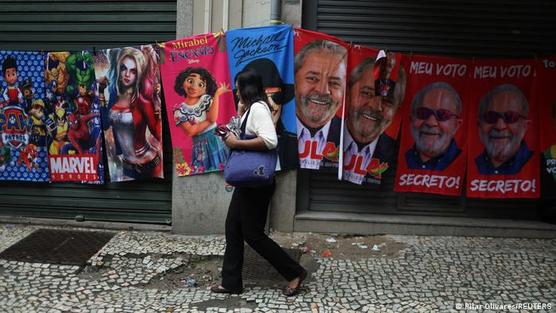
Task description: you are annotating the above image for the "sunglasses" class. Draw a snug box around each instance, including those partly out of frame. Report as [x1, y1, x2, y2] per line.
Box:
[414, 107, 458, 122]
[482, 111, 526, 124]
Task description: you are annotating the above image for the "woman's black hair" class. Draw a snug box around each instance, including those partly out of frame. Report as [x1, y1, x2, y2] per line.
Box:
[234, 67, 270, 108]
[174, 67, 218, 97]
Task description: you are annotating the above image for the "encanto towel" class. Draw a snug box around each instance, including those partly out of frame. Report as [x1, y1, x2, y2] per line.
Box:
[294, 28, 348, 176]
[466, 59, 539, 199]
[45, 51, 104, 183]
[160, 33, 235, 177]
[0, 51, 50, 182]
[94, 45, 164, 182]
[394, 54, 470, 196]
[226, 24, 297, 171]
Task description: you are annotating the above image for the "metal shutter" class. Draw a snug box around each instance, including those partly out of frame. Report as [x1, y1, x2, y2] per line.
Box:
[300, 0, 555, 218]
[0, 0, 176, 224]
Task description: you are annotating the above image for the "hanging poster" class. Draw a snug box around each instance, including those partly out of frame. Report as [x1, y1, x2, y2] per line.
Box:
[160, 33, 235, 176]
[378, 50, 405, 141]
[94, 45, 164, 182]
[538, 56, 556, 196]
[466, 59, 539, 198]
[0, 51, 50, 182]
[45, 51, 104, 183]
[342, 46, 407, 185]
[394, 54, 469, 196]
[294, 28, 348, 174]
[226, 24, 297, 171]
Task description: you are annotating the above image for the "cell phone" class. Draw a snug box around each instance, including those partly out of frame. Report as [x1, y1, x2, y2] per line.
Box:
[214, 125, 229, 137]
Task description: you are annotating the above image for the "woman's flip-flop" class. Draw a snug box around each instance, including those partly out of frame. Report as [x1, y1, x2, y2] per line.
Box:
[282, 269, 308, 297]
[210, 285, 243, 294]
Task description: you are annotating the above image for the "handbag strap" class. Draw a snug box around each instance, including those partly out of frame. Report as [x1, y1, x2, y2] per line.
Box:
[239, 105, 252, 140]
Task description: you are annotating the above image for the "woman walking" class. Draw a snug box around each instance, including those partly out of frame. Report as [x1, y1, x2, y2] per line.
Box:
[211, 68, 307, 296]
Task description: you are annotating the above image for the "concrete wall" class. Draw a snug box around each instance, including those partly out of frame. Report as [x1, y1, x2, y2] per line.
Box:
[282, 0, 302, 27]
[176, 0, 193, 38]
[266, 2, 302, 232]
[243, 0, 271, 27]
[173, 0, 232, 234]
[190, 0, 301, 34]
[173, 0, 302, 234]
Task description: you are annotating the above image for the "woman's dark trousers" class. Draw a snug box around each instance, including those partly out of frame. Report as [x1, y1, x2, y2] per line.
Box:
[221, 182, 304, 291]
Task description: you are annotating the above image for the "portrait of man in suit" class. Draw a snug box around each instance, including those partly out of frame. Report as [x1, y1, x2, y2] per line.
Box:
[343, 55, 406, 184]
[295, 39, 347, 169]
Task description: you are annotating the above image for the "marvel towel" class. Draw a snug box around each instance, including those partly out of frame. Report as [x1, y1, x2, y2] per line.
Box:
[226, 25, 297, 171]
[394, 55, 470, 196]
[0, 51, 49, 182]
[466, 59, 539, 198]
[45, 51, 104, 183]
[160, 33, 235, 176]
[342, 46, 407, 186]
[94, 46, 164, 182]
[294, 28, 348, 175]
[538, 57, 556, 197]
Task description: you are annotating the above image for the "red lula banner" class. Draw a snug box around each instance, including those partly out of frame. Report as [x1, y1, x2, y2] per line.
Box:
[538, 56, 556, 195]
[466, 59, 539, 198]
[341, 45, 380, 184]
[294, 28, 348, 175]
[394, 54, 470, 196]
[341, 45, 406, 185]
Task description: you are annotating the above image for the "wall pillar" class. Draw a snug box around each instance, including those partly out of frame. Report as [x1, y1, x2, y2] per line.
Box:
[171, 0, 302, 234]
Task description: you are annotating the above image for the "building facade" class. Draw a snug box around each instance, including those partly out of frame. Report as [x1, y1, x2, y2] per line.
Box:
[1, 0, 555, 237]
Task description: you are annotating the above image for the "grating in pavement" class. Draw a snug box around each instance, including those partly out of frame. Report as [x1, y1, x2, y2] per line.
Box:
[242, 245, 302, 287]
[0, 228, 115, 265]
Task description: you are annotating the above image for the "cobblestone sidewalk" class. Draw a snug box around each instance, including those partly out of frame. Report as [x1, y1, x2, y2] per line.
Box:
[0, 223, 554, 313]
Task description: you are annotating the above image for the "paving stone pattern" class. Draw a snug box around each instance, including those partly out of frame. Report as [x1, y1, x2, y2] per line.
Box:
[0, 224, 554, 312]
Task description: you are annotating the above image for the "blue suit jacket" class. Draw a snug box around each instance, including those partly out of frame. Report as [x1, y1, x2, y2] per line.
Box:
[405, 139, 461, 171]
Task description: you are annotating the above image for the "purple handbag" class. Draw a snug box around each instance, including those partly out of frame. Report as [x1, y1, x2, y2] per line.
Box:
[223, 107, 277, 187]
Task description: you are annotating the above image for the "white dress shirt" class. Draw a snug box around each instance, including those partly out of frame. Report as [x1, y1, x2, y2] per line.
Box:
[296, 118, 332, 170]
[342, 126, 379, 185]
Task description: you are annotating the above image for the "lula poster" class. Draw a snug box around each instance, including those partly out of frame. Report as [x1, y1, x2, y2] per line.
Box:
[538, 56, 556, 196]
[0, 51, 50, 182]
[160, 33, 235, 177]
[394, 54, 469, 196]
[45, 51, 104, 183]
[226, 24, 297, 171]
[294, 28, 348, 175]
[94, 45, 164, 182]
[466, 59, 539, 198]
[342, 46, 407, 186]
